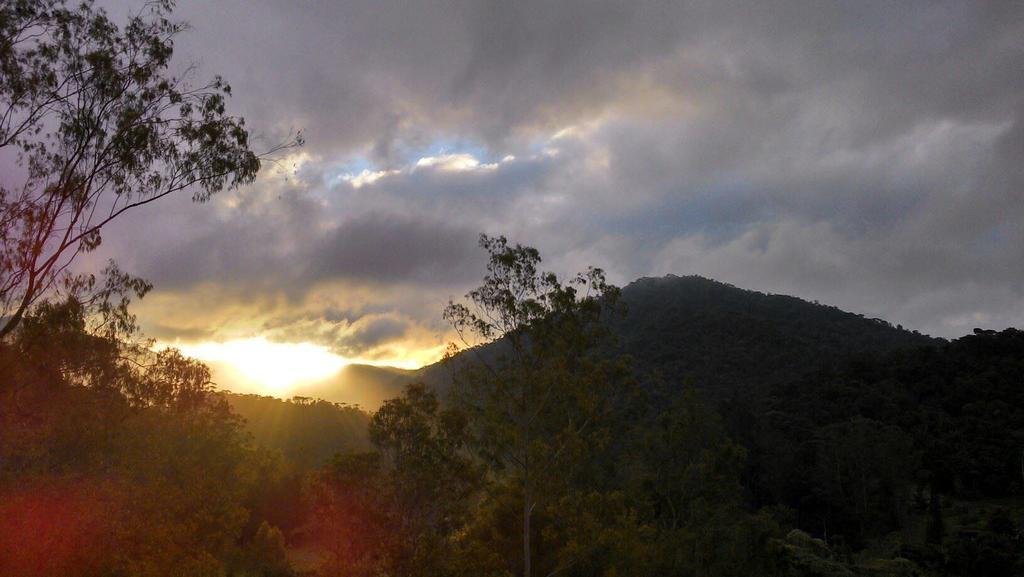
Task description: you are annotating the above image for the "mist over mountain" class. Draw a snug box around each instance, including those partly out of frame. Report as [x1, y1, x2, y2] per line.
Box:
[289, 364, 416, 412]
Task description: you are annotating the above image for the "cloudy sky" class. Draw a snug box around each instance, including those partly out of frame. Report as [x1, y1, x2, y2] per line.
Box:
[92, 0, 1023, 385]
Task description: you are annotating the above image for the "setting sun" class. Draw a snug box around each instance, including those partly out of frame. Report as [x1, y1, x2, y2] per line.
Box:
[174, 338, 349, 395]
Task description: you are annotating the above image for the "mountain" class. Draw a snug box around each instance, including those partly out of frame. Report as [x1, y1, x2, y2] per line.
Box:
[607, 275, 938, 400]
[225, 392, 372, 468]
[289, 275, 938, 410]
[290, 363, 417, 411]
[416, 274, 938, 403]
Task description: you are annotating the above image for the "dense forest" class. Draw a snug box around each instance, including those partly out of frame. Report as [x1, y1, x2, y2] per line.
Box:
[2, 2, 1022, 576]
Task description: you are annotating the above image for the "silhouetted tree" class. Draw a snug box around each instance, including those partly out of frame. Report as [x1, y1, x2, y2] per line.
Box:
[0, 291, 262, 576]
[443, 234, 626, 577]
[371, 383, 482, 576]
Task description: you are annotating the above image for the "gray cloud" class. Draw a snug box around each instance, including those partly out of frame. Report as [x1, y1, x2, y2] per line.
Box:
[255, 309, 416, 358]
[311, 213, 483, 286]
[120, 188, 482, 294]
[85, 0, 1024, 348]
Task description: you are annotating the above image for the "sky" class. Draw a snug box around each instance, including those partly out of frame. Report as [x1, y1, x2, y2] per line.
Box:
[89, 0, 1024, 390]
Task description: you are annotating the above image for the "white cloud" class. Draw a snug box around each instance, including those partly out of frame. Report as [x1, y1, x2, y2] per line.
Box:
[340, 168, 400, 188]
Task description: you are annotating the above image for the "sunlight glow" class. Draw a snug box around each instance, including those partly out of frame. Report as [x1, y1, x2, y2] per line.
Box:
[415, 153, 497, 171]
[174, 338, 348, 395]
[340, 167, 399, 188]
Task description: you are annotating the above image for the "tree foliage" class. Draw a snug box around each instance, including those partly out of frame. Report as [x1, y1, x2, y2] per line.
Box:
[305, 383, 482, 577]
[0, 291, 271, 576]
[443, 234, 629, 577]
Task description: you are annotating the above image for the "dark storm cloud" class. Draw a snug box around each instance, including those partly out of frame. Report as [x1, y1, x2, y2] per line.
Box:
[133, 194, 482, 293]
[146, 1, 1023, 156]
[345, 315, 409, 349]
[311, 213, 481, 285]
[164, 0, 696, 155]
[255, 308, 416, 358]
[92, 0, 1024, 345]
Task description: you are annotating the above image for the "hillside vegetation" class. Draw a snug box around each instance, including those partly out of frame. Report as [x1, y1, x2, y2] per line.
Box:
[226, 394, 371, 468]
[613, 275, 936, 396]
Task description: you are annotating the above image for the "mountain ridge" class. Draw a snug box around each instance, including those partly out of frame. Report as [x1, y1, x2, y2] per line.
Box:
[608, 274, 938, 400]
[305, 274, 939, 408]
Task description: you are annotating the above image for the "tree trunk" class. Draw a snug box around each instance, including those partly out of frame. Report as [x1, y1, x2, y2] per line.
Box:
[0, 285, 33, 341]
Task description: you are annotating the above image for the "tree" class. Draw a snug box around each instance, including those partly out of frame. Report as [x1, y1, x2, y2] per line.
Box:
[302, 384, 481, 577]
[306, 452, 390, 577]
[0, 289, 263, 577]
[369, 383, 482, 576]
[443, 234, 626, 577]
[0, 0, 300, 339]
[623, 386, 778, 577]
[810, 417, 917, 547]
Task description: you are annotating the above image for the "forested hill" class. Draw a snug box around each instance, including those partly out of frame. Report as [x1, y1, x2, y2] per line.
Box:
[291, 364, 416, 411]
[734, 327, 1024, 572]
[610, 275, 938, 398]
[225, 393, 371, 468]
[418, 274, 938, 401]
